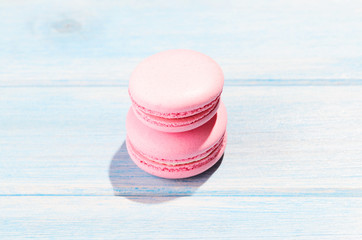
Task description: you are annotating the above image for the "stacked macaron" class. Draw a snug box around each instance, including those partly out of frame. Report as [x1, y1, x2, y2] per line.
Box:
[126, 49, 227, 179]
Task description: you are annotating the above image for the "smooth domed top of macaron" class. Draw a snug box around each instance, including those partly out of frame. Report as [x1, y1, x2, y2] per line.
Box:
[126, 102, 227, 161]
[129, 49, 224, 114]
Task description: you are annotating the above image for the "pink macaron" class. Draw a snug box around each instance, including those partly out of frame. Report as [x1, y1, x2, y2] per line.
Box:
[129, 49, 224, 132]
[126, 102, 227, 179]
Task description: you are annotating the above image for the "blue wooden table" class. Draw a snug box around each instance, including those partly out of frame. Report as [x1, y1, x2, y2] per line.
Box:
[1, 1, 362, 239]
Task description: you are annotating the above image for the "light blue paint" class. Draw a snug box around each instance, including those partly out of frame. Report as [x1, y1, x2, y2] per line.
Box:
[2, 1, 362, 239]
[1, 0, 362, 84]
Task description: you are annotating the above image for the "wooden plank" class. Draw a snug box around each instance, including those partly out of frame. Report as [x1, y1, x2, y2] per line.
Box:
[1, 196, 361, 239]
[1, 85, 361, 197]
[1, 0, 362, 86]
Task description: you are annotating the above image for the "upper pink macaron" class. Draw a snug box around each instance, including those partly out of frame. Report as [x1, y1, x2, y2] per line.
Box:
[128, 49, 224, 132]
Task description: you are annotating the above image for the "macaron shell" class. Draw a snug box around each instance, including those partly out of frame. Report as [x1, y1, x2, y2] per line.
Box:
[126, 101, 227, 161]
[129, 49, 224, 114]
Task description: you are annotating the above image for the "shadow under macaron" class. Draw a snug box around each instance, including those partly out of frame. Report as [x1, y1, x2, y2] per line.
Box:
[109, 140, 223, 204]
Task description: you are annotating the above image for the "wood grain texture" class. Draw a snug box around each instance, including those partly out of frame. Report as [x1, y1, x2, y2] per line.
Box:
[2, 86, 362, 195]
[1, 196, 362, 239]
[1, 0, 362, 86]
[2, 0, 362, 239]
[1, 85, 362, 238]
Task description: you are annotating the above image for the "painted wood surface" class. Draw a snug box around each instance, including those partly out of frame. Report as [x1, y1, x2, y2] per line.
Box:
[2, 196, 362, 239]
[1, 0, 362, 239]
[1, 0, 362, 86]
[1, 85, 362, 239]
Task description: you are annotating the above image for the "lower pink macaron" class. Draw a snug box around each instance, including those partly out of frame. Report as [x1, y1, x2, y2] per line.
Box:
[126, 101, 227, 179]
